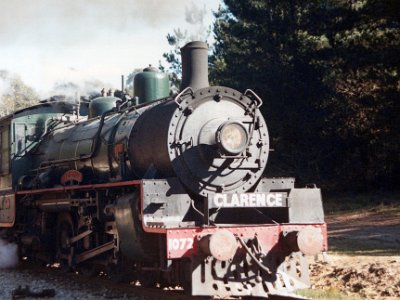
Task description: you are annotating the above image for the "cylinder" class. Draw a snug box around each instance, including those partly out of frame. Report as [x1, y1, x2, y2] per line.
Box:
[180, 41, 209, 91]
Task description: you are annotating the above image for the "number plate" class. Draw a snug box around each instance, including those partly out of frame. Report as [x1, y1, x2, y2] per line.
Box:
[167, 238, 194, 252]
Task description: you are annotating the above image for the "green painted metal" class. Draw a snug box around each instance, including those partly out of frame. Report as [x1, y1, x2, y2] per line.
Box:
[10, 102, 81, 188]
[134, 67, 169, 104]
[89, 96, 118, 118]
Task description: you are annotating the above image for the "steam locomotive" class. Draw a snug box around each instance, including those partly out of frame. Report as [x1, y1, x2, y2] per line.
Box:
[0, 41, 327, 299]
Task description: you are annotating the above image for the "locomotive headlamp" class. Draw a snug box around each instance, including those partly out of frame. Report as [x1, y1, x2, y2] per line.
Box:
[217, 122, 248, 155]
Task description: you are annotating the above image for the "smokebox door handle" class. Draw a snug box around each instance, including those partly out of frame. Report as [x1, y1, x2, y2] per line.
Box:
[174, 87, 194, 109]
[244, 89, 263, 108]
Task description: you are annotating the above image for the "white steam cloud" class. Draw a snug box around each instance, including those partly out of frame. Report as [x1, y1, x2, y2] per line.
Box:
[0, 239, 18, 269]
[0, 0, 209, 46]
[48, 79, 107, 100]
[185, 3, 210, 41]
[0, 0, 219, 95]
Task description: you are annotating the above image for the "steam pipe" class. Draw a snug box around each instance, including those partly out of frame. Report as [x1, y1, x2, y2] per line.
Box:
[180, 41, 209, 92]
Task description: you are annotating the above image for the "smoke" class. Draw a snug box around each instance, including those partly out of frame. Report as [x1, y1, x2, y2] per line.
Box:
[184, 3, 210, 42]
[0, 239, 18, 269]
[0, 1, 219, 96]
[185, 3, 207, 25]
[0, 0, 207, 46]
[48, 79, 108, 101]
[1, 69, 110, 106]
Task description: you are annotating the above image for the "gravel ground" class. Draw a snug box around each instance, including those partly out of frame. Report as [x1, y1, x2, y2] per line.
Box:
[307, 206, 400, 299]
[0, 262, 142, 300]
[310, 255, 400, 299]
[0, 261, 200, 300]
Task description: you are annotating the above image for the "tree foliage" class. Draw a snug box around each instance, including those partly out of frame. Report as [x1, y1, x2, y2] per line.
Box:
[0, 71, 40, 117]
[210, 0, 400, 191]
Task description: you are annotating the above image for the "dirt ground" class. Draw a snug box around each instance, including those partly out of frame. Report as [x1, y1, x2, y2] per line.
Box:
[308, 207, 400, 299]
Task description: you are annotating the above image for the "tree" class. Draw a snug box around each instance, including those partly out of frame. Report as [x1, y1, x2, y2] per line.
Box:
[0, 71, 40, 116]
[210, 0, 400, 190]
[211, 1, 329, 183]
[315, 0, 400, 189]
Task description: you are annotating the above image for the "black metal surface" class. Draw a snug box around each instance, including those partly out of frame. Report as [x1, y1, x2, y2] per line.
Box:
[129, 86, 269, 195]
[255, 178, 295, 191]
[169, 87, 269, 195]
[114, 193, 148, 260]
[141, 178, 193, 229]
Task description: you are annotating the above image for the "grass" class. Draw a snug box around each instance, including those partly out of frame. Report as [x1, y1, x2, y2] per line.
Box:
[297, 288, 363, 300]
[322, 191, 400, 214]
[323, 192, 400, 256]
[328, 242, 400, 256]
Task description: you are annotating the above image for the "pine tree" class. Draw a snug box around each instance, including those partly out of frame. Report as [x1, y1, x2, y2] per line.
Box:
[210, 0, 400, 190]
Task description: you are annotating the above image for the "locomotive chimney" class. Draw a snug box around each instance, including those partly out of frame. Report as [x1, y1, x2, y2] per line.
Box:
[180, 41, 209, 91]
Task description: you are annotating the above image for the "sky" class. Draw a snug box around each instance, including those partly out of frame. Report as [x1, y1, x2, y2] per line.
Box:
[0, 0, 221, 98]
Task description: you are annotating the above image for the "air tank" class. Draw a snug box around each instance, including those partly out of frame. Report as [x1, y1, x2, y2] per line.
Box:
[134, 66, 169, 104]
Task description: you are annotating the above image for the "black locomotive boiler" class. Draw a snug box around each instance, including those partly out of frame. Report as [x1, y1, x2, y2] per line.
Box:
[0, 41, 327, 299]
